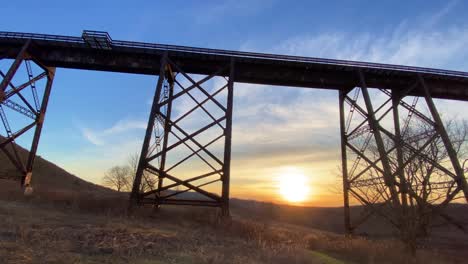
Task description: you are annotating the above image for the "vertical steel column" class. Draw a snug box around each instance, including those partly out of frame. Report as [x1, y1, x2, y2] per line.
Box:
[358, 70, 400, 207]
[23, 68, 55, 188]
[339, 89, 352, 235]
[157, 71, 174, 202]
[419, 75, 468, 201]
[391, 91, 408, 206]
[391, 90, 409, 237]
[131, 53, 168, 204]
[221, 59, 235, 217]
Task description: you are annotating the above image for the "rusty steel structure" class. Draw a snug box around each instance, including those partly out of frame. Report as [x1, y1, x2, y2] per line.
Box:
[0, 39, 55, 188]
[340, 74, 468, 234]
[129, 54, 235, 215]
[1, 31, 468, 223]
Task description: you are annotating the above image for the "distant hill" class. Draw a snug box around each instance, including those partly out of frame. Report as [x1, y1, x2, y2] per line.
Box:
[231, 198, 468, 237]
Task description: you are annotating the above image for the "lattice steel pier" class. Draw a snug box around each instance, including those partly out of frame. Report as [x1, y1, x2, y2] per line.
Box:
[130, 54, 235, 216]
[339, 71, 468, 234]
[0, 39, 55, 190]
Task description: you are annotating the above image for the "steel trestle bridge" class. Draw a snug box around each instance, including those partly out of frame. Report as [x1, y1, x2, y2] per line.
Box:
[0, 30, 467, 233]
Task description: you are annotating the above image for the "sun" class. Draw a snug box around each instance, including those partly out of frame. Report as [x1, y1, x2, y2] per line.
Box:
[277, 168, 310, 203]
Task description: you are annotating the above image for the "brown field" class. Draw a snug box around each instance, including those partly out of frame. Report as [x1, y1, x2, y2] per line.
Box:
[0, 181, 467, 264]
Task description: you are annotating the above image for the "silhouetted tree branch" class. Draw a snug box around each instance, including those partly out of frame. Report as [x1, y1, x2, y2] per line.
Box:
[102, 165, 131, 192]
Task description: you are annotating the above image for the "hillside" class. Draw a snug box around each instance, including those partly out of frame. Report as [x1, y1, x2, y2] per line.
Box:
[0, 136, 113, 194]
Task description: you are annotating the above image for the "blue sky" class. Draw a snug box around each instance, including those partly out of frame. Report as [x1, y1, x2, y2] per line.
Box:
[2, 1, 468, 205]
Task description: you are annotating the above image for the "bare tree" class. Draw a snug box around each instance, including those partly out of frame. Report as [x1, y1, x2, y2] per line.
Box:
[102, 165, 131, 192]
[348, 118, 468, 252]
[401, 120, 468, 245]
[127, 152, 156, 193]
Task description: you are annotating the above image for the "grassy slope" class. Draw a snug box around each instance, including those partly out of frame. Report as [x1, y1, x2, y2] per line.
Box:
[0, 136, 112, 194]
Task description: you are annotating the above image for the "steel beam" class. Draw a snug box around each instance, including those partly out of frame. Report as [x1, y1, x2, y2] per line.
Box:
[358, 70, 401, 208]
[23, 68, 55, 187]
[339, 89, 352, 235]
[419, 74, 468, 202]
[166, 132, 222, 174]
[146, 164, 221, 201]
[130, 53, 168, 205]
[0, 40, 30, 93]
[147, 115, 226, 162]
[222, 59, 235, 217]
[156, 66, 175, 203]
[391, 90, 410, 239]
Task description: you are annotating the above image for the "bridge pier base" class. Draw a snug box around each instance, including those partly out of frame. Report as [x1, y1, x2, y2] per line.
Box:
[0, 40, 55, 189]
[130, 53, 235, 215]
[339, 71, 468, 234]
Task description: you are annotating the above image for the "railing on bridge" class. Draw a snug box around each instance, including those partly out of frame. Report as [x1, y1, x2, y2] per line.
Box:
[82, 30, 113, 50]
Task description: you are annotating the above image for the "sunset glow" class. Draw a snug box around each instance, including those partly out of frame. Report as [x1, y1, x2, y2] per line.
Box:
[278, 168, 310, 203]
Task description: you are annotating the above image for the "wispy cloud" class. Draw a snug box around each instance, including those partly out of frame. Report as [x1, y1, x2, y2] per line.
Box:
[80, 119, 147, 146]
[81, 127, 105, 146]
[426, 0, 459, 28]
[243, 26, 468, 71]
[236, 1, 466, 71]
[101, 120, 147, 135]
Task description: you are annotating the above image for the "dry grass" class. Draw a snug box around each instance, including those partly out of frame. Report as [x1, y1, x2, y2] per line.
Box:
[305, 233, 460, 264]
[0, 186, 464, 264]
[0, 189, 310, 264]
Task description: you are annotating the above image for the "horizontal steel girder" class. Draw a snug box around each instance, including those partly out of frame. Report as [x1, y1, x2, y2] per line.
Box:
[1, 32, 468, 100]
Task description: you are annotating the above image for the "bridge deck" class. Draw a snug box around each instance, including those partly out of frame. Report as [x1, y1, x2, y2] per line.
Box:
[1, 31, 468, 100]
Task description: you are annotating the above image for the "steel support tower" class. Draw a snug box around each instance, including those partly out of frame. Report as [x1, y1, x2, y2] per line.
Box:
[340, 71, 468, 234]
[129, 54, 235, 216]
[0, 40, 55, 190]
